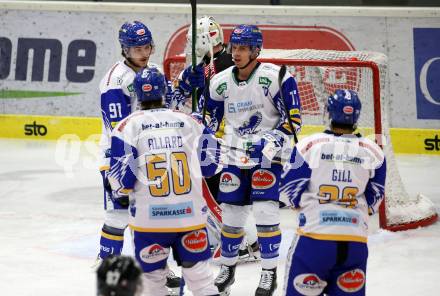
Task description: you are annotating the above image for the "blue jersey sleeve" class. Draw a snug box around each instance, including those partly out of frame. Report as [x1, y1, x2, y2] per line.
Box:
[109, 134, 138, 197]
[279, 147, 311, 208]
[204, 93, 224, 133]
[272, 76, 302, 136]
[365, 158, 387, 215]
[166, 81, 188, 110]
[101, 89, 132, 132]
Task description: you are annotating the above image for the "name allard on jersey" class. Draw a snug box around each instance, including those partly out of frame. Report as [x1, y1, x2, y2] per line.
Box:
[147, 136, 183, 150]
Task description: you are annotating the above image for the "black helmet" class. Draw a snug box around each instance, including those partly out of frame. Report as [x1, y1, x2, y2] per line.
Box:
[97, 256, 142, 296]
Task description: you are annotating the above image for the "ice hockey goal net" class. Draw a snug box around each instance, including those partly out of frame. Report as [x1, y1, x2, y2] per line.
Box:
[163, 49, 438, 231]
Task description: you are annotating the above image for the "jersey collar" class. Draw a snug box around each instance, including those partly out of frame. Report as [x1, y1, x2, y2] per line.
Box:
[324, 129, 362, 138]
[232, 62, 261, 86]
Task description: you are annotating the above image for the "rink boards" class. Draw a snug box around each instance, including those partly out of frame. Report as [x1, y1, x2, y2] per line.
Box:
[0, 114, 438, 155]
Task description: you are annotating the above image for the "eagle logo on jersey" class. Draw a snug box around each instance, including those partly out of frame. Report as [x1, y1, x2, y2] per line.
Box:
[234, 111, 263, 136]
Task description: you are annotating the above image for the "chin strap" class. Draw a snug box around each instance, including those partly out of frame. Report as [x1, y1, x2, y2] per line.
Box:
[237, 49, 260, 70]
[237, 58, 255, 70]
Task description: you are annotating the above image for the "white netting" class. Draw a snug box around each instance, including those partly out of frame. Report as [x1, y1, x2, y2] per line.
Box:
[164, 48, 438, 231]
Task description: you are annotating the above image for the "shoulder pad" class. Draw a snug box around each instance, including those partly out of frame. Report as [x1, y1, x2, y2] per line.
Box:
[296, 133, 330, 156]
[359, 137, 385, 163]
[100, 61, 135, 92]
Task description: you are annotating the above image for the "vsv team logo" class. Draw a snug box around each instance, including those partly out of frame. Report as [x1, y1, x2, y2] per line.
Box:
[414, 28, 440, 119]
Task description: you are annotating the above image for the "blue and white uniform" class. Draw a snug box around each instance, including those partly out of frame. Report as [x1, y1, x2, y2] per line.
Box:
[98, 60, 160, 258]
[206, 62, 302, 271]
[281, 131, 386, 296]
[208, 62, 301, 204]
[108, 108, 221, 295]
[99, 61, 160, 173]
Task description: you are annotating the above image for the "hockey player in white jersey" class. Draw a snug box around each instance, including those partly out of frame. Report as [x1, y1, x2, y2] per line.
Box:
[204, 24, 302, 296]
[108, 68, 222, 296]
[98, 20, 157, 260]
[97, 21, 181, 290]
[174, 16, 261, 263]
[281, 90, 387, 296]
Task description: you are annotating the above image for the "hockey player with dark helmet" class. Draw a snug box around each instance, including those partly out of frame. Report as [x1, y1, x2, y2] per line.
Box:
[133, 67, 168, 110]
[97, 255, 143, 296]
[177, 17, 262, 266]
[327, 89, 362, 132]
[282, 89, 385, 296]
[97, 21, 180, 294]
[118, 21, 155, 71]
[109, 67, 222, 295]
[227, 24, 263, 70]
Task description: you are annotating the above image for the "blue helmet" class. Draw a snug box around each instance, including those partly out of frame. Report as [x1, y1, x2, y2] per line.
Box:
[229, 24, 263, 49]
[133, 68, 167, 103]
[118, 21, 153, 48]
[327, 89, 362, 125]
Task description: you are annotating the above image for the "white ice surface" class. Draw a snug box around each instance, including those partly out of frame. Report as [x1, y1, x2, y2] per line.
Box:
[0, 139, 439, 296]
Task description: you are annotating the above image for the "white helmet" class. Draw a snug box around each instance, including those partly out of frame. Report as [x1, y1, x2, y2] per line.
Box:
[187, 16, 224, 59]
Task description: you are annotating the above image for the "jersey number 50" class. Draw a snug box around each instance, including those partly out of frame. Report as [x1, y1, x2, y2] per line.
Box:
[146, 152, 191, 197]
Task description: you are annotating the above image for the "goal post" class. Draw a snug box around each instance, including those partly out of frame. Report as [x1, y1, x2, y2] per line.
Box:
[163, 49, 438, 231]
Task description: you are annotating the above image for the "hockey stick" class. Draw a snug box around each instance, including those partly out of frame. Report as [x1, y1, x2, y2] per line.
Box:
[187, 0, 222, 261]
[278, 65, 298, 144]
[179, 278, 185, 296]
[190, 0, 197, 112]
[201, 39, 214, 125]
[202, 179, 223, 259]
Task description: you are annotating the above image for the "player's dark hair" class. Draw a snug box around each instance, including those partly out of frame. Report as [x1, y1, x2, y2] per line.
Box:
[330, 121, 356, 133]
[140, 100, 163, 110]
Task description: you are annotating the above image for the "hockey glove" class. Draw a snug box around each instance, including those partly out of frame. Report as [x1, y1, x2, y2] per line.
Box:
[102, 169, 129, 208]
[181, 64, 205, 92]
[190, 112, 204, 123]
[111, 192, 129, 208]
[165, 87, 187, 110]
[250, 131, 285, 165]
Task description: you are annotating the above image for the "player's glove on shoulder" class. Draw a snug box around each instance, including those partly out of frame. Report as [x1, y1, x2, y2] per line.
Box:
[250, 130, 285, 165]
[180, 64, 205, 93]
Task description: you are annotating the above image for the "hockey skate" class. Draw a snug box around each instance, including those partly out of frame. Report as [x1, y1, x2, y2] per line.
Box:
[238, 241, 260, 264]
[165, 270, 182, 295]
[255, 268, 277, 296]
[215, 264, 236, 296]
[91, 254, 103, 270]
